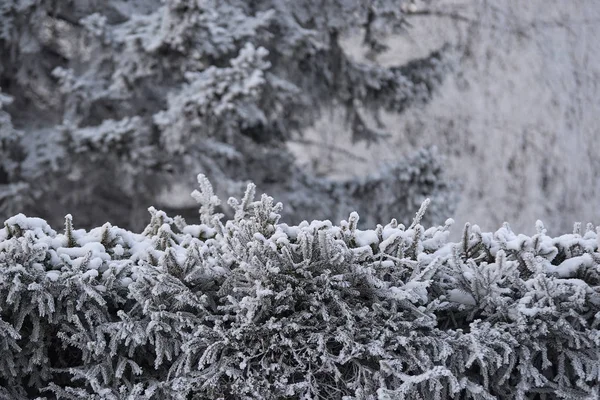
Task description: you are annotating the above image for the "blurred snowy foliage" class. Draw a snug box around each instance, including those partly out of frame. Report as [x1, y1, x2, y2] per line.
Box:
[0, 177, 599, 399]
[0, 0, 453, 231]
[316, 0, 600, 236]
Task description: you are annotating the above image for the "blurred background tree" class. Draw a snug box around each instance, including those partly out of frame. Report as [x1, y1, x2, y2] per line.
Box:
[0, 0, 456, 230]
[4, 0, 598, 235]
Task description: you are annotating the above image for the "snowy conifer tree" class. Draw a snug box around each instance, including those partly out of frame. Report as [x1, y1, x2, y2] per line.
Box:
[0, 176, 598, 399]
[0, 0, 454, 230]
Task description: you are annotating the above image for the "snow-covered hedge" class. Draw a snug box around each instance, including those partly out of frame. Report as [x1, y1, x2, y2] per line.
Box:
[0, 175, 599, 400]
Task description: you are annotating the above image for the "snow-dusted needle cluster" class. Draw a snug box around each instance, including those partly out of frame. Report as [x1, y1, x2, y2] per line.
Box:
[0, 175, 599, 399]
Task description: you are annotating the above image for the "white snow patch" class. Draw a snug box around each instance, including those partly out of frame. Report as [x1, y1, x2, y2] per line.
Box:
[447, 289, 476, 306]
